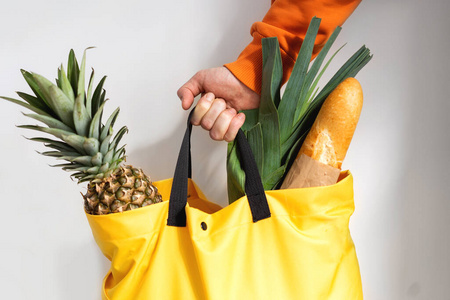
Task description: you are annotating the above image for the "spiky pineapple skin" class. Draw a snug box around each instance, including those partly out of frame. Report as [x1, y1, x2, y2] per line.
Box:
[84, 165, 162, 215]
[1, 49, 165, 215]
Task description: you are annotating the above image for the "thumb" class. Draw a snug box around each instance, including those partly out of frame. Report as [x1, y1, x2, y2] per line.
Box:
[177, 72, 204, 110]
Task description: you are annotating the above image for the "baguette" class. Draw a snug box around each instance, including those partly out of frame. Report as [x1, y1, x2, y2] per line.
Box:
[297, 77, 363, 169]
[280, 77, 363, 189]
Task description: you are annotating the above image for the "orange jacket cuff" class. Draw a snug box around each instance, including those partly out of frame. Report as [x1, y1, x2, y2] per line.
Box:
[224, 32, 296, 97]
[224, 0, 361, 96]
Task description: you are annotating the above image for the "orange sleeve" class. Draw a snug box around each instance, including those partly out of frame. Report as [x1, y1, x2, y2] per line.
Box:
[224, 0, 362, 95]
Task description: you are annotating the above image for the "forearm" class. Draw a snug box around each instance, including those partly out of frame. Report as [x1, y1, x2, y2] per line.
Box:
[224, 0, 362, 95]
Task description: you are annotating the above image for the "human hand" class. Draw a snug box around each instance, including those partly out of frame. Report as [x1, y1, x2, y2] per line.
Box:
[177, 67, 260, 141]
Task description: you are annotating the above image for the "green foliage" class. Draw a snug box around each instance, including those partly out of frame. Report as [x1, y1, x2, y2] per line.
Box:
[226, 17, 373, 203]
[1, 49, 127, 183]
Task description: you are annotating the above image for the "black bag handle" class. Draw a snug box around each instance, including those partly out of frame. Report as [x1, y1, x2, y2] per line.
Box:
[167, 109, 271, 227]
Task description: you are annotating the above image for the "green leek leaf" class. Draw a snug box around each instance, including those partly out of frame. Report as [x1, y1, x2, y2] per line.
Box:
[263, 166, 285, 190]
[294, 27, 342, 121]
[246, 123, 264, 175]
[226, 142, 245, 203]
[278, 17, 320, 144]
[259, 37, 281, 180]
[227, 17, 372, 204]
[303, 44, 345, 110]
[240, 109, 259, 131]
[261, 37, 283, 109]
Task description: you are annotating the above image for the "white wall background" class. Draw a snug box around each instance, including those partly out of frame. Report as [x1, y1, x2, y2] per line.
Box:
[0, 1, 449, 299]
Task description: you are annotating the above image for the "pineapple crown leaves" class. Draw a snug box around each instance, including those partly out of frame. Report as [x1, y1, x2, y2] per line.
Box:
[1, 48, 128, 183]
[227, 17, 373, 203]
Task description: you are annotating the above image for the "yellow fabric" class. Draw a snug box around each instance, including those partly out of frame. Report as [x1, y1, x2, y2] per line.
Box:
[86, 171, 362, 300]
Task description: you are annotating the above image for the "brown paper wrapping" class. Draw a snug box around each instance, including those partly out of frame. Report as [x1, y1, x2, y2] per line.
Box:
[280, 154, 341, 189]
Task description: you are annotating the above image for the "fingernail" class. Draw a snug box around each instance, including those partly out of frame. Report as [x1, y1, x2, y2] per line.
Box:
[205, 93, 214, 102]
[227, 108, 237, 115]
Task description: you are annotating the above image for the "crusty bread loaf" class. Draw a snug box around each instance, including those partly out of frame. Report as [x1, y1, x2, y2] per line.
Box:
[297, 77, 363, 169]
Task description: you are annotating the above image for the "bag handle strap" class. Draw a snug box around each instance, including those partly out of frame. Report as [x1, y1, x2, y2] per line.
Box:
[167, 109, 271, 227]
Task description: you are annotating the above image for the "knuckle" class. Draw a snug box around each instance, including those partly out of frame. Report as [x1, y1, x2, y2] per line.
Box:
[224, 108, 236, 118]
[204, 92, 215, 102]
[223, 133, 233, 142]
[209, 130, 222, 141]
[194, 70, 206, 81]
[201, 119, 213, 130]
[224, 127, 237, 142]
[190, 117, 201, 126]
[197, 99, 211, 110]
[213, 98, 226, 109]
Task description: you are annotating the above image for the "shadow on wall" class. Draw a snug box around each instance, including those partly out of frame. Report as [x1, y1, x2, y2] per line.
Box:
[398, 1, 450, 299]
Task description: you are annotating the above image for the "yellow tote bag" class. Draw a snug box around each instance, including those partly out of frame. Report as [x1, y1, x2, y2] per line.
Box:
[86, 119, 363, 300]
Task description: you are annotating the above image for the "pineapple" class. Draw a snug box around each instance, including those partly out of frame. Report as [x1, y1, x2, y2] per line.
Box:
[1, 49, 162, 215]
